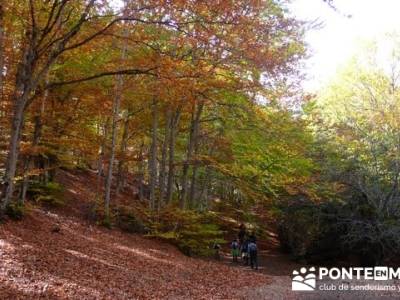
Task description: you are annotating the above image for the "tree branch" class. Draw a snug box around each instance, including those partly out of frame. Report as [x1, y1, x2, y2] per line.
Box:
[46, 67, 157, 89]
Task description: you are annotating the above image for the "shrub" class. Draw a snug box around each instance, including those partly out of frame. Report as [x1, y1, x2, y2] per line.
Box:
[29, 181, 64, 207]
[276, 194, 400, 265]
[115, 206, 149, 234]
[151, 208, 225, 257]
[276, 199, 345, 261]
[337, 195, 400, 265]
[100, 216, 112, 229]
[5, 203, 26, 220]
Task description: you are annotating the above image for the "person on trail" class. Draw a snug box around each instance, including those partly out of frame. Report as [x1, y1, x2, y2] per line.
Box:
[231, 239, 240, 262]
[241, 238, 250, 265]
[248, 240, 258, 270]
[238, 223, 246, 245]
[213, 241, 221, 260]
[249, 232, 257, 243]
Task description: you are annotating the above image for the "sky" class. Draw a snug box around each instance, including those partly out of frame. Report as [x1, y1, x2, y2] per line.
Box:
[289, 0, 400, 91]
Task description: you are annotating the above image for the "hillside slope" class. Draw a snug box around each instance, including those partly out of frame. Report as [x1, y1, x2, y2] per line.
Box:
[0, 170, 269, 299]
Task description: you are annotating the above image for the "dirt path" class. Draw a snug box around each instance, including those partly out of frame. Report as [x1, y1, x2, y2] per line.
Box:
[223, 245, 400, 299]
[220, 242, 302, 299]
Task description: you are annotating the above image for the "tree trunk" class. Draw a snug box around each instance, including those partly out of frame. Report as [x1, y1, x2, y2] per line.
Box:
[188, 107, 203, 208]
[20, 115, 42, 204]
[180, 102, 203, 209]
[116, 113, 129, 195]
[199, 170, 212, 211]
[166, 108, 181, 204]
[158, 109, 171, 208]
[96, 120, 108, 200]
[138, 141, 145, 201]
[148, 98, 158, 210]
[0, 4, 4, 105]
[198, 145, 215, 211]
[189, 165, 198, 209]
[1, 95, 27, 212]
[0, 36, 37, 213]
[20, 69, 50, 203]
[104, 85, 122, 220]
[104, 31, 127, 220]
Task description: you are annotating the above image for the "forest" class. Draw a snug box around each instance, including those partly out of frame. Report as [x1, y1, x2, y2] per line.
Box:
[1, 0, 400, 299]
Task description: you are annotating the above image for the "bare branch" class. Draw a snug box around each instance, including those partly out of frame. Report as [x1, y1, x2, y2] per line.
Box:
[46, 67, 157, 89]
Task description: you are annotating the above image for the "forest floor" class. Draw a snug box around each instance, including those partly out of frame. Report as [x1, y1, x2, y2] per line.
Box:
[1, 170, 400, 299]
[0, 206, 271, 299]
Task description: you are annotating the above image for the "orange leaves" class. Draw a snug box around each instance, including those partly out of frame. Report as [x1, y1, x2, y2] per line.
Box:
[0, 181, 269, 299]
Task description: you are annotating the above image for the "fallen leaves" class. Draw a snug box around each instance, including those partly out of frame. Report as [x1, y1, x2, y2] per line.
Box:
[0, 208, 268, 299]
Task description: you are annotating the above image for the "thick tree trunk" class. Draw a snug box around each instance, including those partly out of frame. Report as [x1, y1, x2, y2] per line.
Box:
[158, 109, 171, 208]
[148, 98, 158, 210]
[166, 108, 181, 204]
[0, 37, 37, 213]
[180, 102, 203, 209]
[1, 95, 27, 212]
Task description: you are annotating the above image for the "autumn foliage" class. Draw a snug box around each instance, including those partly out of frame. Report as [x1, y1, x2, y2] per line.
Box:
[0, 0, 308, 221]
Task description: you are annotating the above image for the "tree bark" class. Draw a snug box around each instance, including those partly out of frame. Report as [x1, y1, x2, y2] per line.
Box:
[0, 4, 4, 105]
[0, 41, 35, 212]
[104, 28, 128, 219]
[104, 85, 122, 219]
[116, 113, 129, 195]
[158, 109, 171, 208]
[180, 102, 203, 209]
[20, 70, 50, 203]
[20, 115, 42, 204]
[96, 120, 108, 200]
[1, 94, 27, 211]
[148, 98, 158, 210]
[188, 107, 203, 208]
[166, 108, 181, 204]
[189, 164, 199, 209]
[138, 141, 145, 201]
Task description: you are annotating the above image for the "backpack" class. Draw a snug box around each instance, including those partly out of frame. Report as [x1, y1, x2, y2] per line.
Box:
[232, 241, 238, 249]
[248, 242, 257, 252]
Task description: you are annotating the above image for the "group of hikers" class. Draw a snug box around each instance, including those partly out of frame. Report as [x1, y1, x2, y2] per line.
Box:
[212, 223, 259, 270]
[231, 224, 258, 270]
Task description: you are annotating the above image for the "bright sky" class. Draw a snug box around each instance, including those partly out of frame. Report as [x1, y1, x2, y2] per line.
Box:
[290, 0, 400, 91]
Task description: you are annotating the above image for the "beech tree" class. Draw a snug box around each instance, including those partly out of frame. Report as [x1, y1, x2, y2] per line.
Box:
[0, 0, 306, 219]
[0, 0, 154, 213]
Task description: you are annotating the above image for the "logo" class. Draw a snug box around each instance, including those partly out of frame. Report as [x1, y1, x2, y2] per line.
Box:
[374, 267, 388, 280]
[292, 267, 316, 291]
[291, 266, 400, 292]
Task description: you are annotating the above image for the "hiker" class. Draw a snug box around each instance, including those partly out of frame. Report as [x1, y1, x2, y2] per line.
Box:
[249, 231, 257, 243]
[238, 223, 246, 245]
[241, 238, 249, 265]
[248, 240, 258, 270]
[213, 241, 221, 260]
[231, 239, 240, 262]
